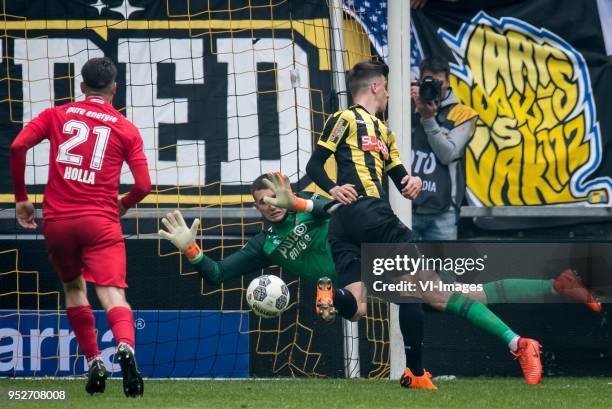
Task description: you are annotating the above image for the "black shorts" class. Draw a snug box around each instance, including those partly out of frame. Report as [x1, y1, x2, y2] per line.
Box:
[329, 197, 417, 287]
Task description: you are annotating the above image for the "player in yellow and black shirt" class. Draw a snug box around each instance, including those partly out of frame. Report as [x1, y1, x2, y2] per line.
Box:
[306, 61, 422, 291]
[307, 60, 546, 389]
[306, 60, 434, 388]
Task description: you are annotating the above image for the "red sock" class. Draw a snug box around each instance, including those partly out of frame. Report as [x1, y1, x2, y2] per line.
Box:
[106, 306, 135, 348]
[66, 305, 99, 363]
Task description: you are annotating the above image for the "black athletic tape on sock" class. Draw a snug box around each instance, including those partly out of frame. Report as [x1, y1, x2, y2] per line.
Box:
[333, 288, 358, 320]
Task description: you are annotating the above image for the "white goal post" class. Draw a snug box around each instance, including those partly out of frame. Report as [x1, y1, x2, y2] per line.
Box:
[330, 0, 361, 379]
[387, 0, 412, 381]
[329, 0, 411, 380]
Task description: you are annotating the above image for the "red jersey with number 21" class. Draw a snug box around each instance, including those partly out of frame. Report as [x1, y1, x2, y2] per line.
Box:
[23, 96, 147, 220]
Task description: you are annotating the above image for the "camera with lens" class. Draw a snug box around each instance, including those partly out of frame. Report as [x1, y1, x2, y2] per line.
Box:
[418, 76, 442, 103]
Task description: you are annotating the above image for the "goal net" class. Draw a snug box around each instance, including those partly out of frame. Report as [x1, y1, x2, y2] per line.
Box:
[0, 0, 391, 379]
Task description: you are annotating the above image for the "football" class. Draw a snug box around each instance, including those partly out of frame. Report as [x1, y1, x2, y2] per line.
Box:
[246, 275, 290, 318]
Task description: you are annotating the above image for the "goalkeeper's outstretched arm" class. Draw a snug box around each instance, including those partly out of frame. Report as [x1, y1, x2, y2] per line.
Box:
[159, 210, 271, 285]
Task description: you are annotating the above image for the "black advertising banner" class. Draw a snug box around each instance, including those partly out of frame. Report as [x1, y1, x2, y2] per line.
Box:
[412, 0, 612, 207]
[0, 0, 334, 206]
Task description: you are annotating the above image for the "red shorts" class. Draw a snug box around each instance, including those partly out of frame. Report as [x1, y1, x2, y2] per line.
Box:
[42, 216, 127, 288]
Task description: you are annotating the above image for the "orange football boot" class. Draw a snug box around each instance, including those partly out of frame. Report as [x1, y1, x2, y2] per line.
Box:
[511, 338, 542, 385]
[399, 368, 438, 390]
[315, 277, 337, 322]
[553, 269, 601, 313]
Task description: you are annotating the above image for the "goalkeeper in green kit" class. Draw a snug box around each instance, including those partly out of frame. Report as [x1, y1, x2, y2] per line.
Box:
[159, 172, 600, 386]
[158, 172, 358, 315]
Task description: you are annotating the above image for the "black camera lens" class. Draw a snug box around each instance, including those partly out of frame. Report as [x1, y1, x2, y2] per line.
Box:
[419, 76, 442, 103]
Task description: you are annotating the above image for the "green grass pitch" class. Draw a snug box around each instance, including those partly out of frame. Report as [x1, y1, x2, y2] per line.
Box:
[1, 378, 610, 409]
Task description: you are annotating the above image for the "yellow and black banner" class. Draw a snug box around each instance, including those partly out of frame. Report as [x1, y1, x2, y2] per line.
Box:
[412, 0, 612, 207]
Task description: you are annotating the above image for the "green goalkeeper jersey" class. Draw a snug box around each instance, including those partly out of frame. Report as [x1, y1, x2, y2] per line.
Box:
[192, 193, 337, 285]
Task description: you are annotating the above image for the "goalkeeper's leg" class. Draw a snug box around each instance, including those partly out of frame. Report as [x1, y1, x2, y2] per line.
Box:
[461, 270, 600, 313]
[419, 270, 542, 385]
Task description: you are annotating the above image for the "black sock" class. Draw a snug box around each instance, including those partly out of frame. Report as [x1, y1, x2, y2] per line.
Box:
[333, 288, 358, 320]
[399, 302, 425, 376]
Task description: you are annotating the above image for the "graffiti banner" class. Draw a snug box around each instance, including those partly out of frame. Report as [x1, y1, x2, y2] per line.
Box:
[412, 0, 612, 207]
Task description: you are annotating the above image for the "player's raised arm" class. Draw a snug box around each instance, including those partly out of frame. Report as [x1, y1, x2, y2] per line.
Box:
[159, 210, 270, 285]
[305, 144, 335, 194]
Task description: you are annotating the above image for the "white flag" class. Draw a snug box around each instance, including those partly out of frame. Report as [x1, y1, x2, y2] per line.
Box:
[598, 0, 612, 56]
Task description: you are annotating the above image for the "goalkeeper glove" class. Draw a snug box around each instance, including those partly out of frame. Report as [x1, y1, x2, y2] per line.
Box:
[159, 210, 202, 262]
[262, 172, 311, 212]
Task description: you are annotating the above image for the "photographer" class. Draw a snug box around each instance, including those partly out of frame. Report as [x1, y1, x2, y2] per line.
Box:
[410, 56, 478, 240]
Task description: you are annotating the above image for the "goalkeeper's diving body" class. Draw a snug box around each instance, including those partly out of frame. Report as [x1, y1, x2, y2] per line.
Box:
[159, 171, 600, 388]
[158, 173, 367, 312]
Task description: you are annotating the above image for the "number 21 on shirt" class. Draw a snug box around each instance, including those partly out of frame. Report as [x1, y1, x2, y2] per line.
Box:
[57, 119, 110, 185]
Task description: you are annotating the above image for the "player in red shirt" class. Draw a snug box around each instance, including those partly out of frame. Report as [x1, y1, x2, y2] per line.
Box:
[10, 57, 150, 397]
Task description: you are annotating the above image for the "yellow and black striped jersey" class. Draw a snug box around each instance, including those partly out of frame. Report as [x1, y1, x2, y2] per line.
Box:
[317, 105, 403, 199]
